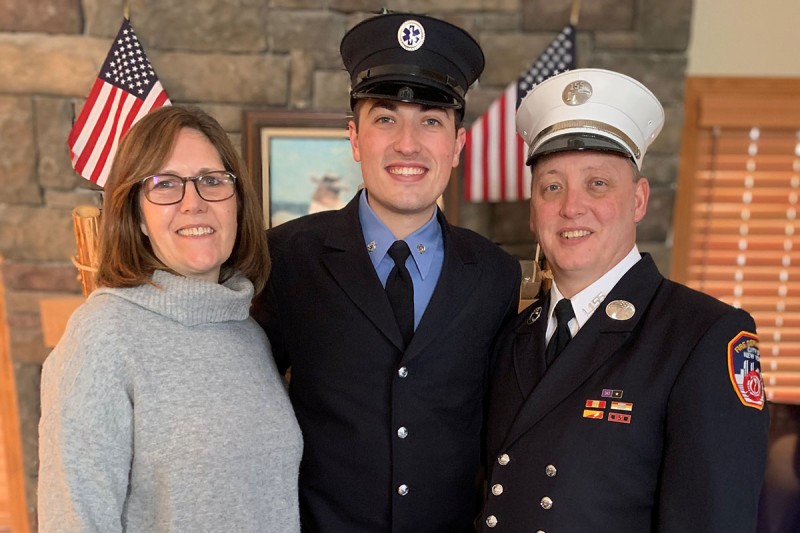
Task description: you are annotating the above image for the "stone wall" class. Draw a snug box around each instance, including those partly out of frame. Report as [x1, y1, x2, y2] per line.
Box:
[0, 0, 692, 527]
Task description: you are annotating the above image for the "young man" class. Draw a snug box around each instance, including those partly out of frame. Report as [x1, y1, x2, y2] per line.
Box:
[252, 13, 521, 532]
[481, 68, 769, 532]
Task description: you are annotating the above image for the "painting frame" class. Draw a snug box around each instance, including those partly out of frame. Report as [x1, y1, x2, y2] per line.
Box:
[242, 110, 353, 227]
[242, 109, 460, 228]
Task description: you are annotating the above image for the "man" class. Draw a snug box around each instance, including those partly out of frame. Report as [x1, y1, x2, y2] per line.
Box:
[252, 12, 521, 532]
[481, 68, 769, 532]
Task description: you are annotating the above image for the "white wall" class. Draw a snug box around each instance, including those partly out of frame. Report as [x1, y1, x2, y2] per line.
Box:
[688, 0, 800, 76]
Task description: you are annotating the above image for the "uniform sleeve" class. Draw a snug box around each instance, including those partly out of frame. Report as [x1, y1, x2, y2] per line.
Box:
[38, 312, 133, 533]
[251, 230, 290, 375]
[656, 308, 769, 532]
[488, 257, 522, 370]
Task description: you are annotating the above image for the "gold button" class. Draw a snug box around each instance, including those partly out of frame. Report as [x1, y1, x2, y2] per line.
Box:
[540, 496, 553, 509]
[498, 453, 510, 466]
[545, 464, 557, 477]
[486, 515, 498, 528]
[491, 483, 504, 496]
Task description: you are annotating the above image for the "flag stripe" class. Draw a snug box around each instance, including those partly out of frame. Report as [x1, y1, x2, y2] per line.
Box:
[74, 86, 120, 177]
[464, 25, 576, 203]
[69, 81, 114, 167]
[498, 95, 507, 201]
[68, 78, 105, 148]
[485, 100, 495, 201]
[463, 130, 474, 201]
[481, 113, 490, 201]
[91, 93, 137, 184]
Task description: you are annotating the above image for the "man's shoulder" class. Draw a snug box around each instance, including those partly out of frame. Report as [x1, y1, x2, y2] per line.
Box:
[660, 277, 740, 315]
[447, 224, 517, 265]
[647, 278, 756, 342]
[267, 209, 344, 247]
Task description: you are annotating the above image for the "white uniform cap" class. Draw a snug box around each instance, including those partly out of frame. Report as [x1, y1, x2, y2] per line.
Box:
[516, 68, 664, 170]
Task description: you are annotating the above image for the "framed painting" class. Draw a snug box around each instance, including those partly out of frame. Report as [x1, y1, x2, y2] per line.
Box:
[242, 110, 360, 228]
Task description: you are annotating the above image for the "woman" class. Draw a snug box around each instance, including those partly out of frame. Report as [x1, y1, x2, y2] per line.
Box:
[38, 106, 302, 532]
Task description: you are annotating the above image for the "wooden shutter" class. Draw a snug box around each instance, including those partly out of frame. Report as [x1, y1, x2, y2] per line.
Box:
[672, 78, 800, 404]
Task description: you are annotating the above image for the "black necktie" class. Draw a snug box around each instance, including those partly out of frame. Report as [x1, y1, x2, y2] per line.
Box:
[545, 298, 575, 367]
[386, 240, 414, 347]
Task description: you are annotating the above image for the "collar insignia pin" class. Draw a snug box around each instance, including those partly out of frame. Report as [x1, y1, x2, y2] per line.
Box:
[527, 306, 542, 324]
[367, 240, 376, 253]
[416, 243, 426, 254]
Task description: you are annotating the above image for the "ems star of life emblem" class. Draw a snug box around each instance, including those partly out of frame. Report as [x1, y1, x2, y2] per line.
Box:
[727, 331, 765, 410]
[398, 20, 425, 51]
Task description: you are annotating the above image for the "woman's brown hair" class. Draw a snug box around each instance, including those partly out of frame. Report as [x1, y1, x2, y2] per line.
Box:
[95, 105, 269, 293]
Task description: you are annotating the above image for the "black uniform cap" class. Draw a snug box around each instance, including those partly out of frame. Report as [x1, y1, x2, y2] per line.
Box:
[340, 13, 484, 116]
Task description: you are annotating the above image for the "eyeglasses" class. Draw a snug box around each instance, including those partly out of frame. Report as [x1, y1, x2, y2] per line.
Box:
[141, 171, 237, 205]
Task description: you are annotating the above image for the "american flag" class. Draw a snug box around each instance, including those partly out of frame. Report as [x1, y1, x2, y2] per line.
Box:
[68, 19, 170, 187]
[464, 26, 576, 203]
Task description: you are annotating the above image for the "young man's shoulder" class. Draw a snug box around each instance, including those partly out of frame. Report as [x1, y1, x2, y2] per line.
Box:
[266, 210, 343, 248]
[448, 224, 517, 265]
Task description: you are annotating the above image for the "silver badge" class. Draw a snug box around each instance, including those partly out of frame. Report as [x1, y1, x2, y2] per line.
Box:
[606, 300, 635, 320]
[562, 80, 593, 106]
[527, 307, 542, 324]
[416, 243, 426, 254]
[398, 20, 425, 51]
[367, 240, 376, 253]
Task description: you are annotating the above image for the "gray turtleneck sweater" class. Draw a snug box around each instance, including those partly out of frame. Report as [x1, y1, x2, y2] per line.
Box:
[38, 270, 302, 532]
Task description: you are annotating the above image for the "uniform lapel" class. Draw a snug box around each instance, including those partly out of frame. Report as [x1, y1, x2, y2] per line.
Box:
[320, 193, 406, 351]
[402, 212, 479, 363]
[500, 255, 664, 450]
[512, 298, 549, 397]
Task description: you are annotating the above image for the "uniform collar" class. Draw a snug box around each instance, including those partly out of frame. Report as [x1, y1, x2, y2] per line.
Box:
[551, 245, 642, 330]
[358, 190, 442, 280]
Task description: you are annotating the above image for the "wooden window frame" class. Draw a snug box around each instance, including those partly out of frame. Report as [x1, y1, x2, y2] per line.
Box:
[671, 77, 800, 404]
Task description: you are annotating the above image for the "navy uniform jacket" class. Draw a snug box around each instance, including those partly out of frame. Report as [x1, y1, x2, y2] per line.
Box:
[481, 254, 769, 532]
[252, 192, 521, 532]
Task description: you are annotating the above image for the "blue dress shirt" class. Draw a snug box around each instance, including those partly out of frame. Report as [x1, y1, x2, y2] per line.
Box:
[358, 191, 445, 329]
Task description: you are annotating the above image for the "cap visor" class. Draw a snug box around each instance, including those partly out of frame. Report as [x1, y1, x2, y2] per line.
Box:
[351, 80, 462, 109]
[527, 134, 632, 165]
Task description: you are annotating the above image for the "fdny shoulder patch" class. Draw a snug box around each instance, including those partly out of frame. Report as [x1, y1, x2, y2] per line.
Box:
[727, 331, 764, 410]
